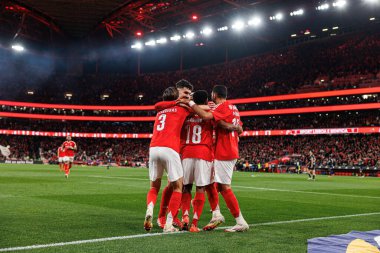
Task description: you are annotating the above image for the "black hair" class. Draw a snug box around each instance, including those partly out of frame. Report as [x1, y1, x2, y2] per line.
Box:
[212, 85, 227, 99]
[162, 86, 179, 101]
[193, 90, 208, 105]
[175, 79, 194, 91]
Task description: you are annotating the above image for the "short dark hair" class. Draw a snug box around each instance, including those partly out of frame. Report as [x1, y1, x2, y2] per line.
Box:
[162, 87, 179, 101]
[193, 90, 208, 105]
[212, 85, 227, 99]
[176, 79, 193, 91]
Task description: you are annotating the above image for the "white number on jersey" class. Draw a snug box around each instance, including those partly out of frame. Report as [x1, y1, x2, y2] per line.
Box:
[156, 114, 167, 131]
[231, 118, 240, 137]
[186, 125, 202, 144]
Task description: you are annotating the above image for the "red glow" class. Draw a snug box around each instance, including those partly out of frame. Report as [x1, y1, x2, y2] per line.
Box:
[1, 103, 379, 121]
[1, 87, 379, 111]
[1, 127, 379, 138]
[192, 15, 198, 20]
[136, 31, 142, 36]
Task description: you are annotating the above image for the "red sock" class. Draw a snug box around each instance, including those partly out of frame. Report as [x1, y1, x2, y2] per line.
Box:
[64, 164, 70, 175]
[192, 192, 205, 227]
[221, 189, 240, 218]
[158, 186, 173, 218]
[205, 183, 219, 211]
[146, 187, 158, 207]
[181, 192, 192, 217]
[167, 191, 182, 219]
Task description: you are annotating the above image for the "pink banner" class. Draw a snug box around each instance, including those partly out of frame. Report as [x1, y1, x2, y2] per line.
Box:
[0, 127, 379, 138]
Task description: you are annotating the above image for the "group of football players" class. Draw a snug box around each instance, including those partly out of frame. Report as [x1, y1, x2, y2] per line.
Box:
[144, 80, 249, 233]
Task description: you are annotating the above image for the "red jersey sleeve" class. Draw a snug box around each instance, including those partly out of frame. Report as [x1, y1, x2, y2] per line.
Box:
[155, 101, 176, 111]
[212, 103, 232, 123]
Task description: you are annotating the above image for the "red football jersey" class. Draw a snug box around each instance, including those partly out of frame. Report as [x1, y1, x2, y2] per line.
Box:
[181, 114, 214, 162]
[150, 106, 190, 153]
[63, 141, 76, 157]
[58, 147, 65, 158]
[212, 101, 242, 160]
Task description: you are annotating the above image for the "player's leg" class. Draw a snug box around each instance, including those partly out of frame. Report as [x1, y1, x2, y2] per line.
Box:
[214, 160, 249, 232]
[203, 161, 225, 231]
[307, 167, 312, 180]
[144, 147, 163, 231]
[189, 186, 205, 233]
[312, 168, 316, 180]
[163, 148, 184, 233]
[181, 158, 195, 231]
[190, 159, 212, 232]
[157, 182, 172, 228]
[63, 157, 70, 178]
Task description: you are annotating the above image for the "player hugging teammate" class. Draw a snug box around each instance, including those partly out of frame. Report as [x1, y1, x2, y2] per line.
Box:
[144, 80, 249, 233]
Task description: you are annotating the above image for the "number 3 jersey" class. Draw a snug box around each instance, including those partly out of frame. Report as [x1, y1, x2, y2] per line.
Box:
[212, 101, 242, 161]
[150, 106, 190, 154]
[180, 114, 214, 162]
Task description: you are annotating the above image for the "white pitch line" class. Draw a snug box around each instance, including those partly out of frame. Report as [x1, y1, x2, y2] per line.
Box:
[89, 176, 380, 199]
[234, 185, 380, 200]
[1, 212, 380, 252]
[88, 175, 148, 181]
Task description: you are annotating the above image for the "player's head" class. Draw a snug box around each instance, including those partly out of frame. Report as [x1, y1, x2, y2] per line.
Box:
[309, 150, 313, 155]
[162, 86, 179, 101]
[66, 136, 71, 141]
[176, 79, 193, 99]
[211, 85, 227, 102]
[193, 90, 208, 105]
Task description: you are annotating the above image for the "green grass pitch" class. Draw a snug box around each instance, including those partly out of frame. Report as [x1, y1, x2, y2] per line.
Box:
[0, 164, 379, 252]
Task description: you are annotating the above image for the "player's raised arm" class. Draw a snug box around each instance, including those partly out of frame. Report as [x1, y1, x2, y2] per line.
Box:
[217, 120, 243, 134]
[183, 100, 214, 120]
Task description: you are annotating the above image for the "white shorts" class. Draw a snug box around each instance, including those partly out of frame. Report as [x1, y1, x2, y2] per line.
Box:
[182, 158, 213, 187]
[149, 147, 183, 182]
[63, 156, 74, 163]
[214, 159, 237, 185]
[58, 157, 64, 163]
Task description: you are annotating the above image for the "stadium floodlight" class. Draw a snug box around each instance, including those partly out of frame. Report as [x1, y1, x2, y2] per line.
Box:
[131, 42, 143, 50]
[145, 40, 156, 46]
[156, 37, 167, 44]
[248, 17, 262, 27]
[217, 26, 229, 32]
[316, 3, 330, 10]
[290, 9, 304, 16]
[27, 90, 34, 95]
[333, 0, 347, 8]
[185, 31, 195, 40]
[332, 26, 339, 30]
[369, 17, 376, 21]
[201, 27, 213, 36]
[11, 44, 24, 52]
[275, 13, 284, 20]
[322, 28, 329, 31]
[291, 34, 297, 37]
[170, 34, 181, 41]
[270, 13, 283, 21]
[231, 20, 245, 31]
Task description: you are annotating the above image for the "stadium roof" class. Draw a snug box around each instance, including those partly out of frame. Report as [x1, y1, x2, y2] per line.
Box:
[0, 0, 378, 53]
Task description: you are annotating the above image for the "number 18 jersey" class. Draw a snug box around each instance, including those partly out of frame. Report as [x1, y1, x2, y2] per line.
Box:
[180, 114, 214, 162]
[150, 106, 190, 154]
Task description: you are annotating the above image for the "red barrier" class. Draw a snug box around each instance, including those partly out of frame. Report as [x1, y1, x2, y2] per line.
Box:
[1, 87, 379, 111]
[1, 127, 379, 138]
[0, 112, 155, 121]
[1, 103, 378, 121]
[239, 103, 380, 116]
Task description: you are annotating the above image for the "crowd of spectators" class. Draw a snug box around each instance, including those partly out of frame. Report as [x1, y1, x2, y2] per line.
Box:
[1, 135, 379, 169]
[1, 32, 379, 105]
